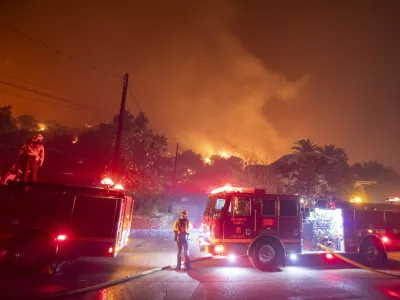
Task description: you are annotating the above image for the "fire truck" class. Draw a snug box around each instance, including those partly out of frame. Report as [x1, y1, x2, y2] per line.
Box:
[0, 180, 133, 274]
[197, 185, 400, 271]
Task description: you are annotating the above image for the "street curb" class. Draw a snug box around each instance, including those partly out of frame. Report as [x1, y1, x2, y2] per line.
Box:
[35, 256, 213, 299]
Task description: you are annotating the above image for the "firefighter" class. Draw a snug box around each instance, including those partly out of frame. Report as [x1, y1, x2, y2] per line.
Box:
[173, 210, 192, 271]
[20, 133, 45, 183]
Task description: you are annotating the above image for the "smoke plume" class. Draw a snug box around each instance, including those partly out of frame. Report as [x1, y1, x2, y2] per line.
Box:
[128, 0, 308, 160]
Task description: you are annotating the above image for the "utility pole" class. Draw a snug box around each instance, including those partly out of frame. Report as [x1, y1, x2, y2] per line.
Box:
[112, 73, 129, 178]
[172, 142, 179, 193]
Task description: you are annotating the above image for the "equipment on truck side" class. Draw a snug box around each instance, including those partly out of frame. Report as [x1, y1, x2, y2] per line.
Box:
[0, 163, 21, 185]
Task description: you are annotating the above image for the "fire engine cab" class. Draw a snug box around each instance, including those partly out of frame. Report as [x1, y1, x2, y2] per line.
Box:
[197, 185, 398, 271]
[0, 180, 134, 274]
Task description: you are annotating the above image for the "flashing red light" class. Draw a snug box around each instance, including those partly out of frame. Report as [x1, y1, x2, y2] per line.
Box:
[214, 245, 224, 253]
[211, 185, 234, 194]
[114, 183, 124, 190]
[56, 234, 67, 242]
[382, 236, 389, 243]
[325, 253, 334, 260]
[108, 247, 114, 254]
[210, 185, 264, 195]
[101, 178, 114, 186]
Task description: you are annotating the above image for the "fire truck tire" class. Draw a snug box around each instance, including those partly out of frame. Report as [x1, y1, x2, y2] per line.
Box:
[251, 240, 281, 271]
[3, 231, 57, 274]
[359, 238, 386, 267]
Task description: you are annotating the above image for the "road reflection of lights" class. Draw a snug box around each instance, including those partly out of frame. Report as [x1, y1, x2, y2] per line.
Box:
[218, 267, 244, 275]
[228, 254, 236, 261]
[383, 288, 400, 298]
[98, 288, 108, 300]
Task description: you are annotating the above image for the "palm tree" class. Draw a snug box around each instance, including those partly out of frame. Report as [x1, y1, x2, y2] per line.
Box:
[318, 144, 348, 161]
[292, 139, 321, 153]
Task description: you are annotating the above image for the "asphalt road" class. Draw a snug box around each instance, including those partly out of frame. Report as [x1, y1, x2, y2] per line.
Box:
[2, 230, 400, 299]
[0, 229, 207, 299]
[72, 257, 400, 300]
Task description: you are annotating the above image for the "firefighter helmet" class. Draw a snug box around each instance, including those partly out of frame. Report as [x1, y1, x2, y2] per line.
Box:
[181, 210, 188, 216]
[34, 133, 44, 141]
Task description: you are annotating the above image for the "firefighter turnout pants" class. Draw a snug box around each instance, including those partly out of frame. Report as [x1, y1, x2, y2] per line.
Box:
[22, 156, 39, 183]
[176, 238, 191, 270]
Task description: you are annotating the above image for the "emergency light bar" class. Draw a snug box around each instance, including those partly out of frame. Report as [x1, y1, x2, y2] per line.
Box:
[386, 197, 400, 203]
[210, 185, 265, 195]
[101, 178, 115, 186]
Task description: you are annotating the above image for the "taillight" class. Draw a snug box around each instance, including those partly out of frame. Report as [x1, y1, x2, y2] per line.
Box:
[214, 245, 224, 253]
[55, 234, 67, 242]
[325, 253, 334, 260]
[382, 236, 389, 243]
[108, 247, 114, 254]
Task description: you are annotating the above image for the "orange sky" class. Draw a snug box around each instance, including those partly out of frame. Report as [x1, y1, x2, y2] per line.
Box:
[1, 0, 400, 168]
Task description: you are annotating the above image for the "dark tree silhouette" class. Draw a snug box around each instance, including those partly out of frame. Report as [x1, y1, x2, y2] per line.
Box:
[292, 139, 321, 153]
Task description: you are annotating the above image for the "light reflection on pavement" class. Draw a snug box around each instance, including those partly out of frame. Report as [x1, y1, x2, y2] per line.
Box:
[0, 229, 207, 299]
[2, 230, 400, 299]
[72, 256, 400, 300]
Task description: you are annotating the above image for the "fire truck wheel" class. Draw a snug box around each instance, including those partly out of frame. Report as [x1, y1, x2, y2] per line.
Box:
[360, 239, 385, 267]
[251, 240, 280, 271]
[4, 231, 56, 275]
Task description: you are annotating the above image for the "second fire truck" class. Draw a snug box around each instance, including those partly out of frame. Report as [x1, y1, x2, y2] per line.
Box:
[197, 185, 400, 271]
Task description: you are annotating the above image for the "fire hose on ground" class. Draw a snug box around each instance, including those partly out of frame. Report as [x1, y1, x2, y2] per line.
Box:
[37, 256, 213, 300]
[317, 243, 400, 279]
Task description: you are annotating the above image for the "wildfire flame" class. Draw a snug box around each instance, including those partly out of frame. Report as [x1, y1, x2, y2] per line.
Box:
[202, 150, 241, 164]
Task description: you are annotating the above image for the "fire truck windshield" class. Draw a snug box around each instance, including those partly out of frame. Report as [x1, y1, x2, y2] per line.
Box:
[215, 198, 226, 211]
[203, 196, 229, 220]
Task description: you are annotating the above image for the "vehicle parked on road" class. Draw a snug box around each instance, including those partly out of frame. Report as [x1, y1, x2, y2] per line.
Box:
[197, 185, 399, 271]
[0, 180, 133, 274]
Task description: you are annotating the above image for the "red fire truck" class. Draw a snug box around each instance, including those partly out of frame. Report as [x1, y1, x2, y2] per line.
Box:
[0, 180, 134, 274]
[197, 185, 400, 271]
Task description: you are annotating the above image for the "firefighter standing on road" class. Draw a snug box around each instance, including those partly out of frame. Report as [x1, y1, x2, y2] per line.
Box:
[173, 210, 192, 271]
[20, 133, 45, 183]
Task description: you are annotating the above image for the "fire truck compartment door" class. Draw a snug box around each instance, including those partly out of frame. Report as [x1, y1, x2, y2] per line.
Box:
[71, 196, 120, 242]
[278, 196, 301, 242]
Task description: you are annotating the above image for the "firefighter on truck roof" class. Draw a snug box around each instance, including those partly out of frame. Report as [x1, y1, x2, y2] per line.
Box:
[173, 210, 193, 271]
[20, 133, 45, 183]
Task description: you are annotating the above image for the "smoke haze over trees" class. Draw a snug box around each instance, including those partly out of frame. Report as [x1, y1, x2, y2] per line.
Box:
[2, 105, 400, 206]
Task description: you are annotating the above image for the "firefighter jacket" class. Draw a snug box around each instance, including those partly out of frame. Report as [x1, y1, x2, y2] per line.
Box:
[20, 141, 45, 164]
[173, 218, 193, 240]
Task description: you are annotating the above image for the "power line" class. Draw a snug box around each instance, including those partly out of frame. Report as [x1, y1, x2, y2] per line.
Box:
[0, 79, 113, 114]
[0, 71, 69, 97]
[128, 87, 143, 112]
[0, 89, 90, 110]
[0, 21, 121, 80]
[0, 79, 90, 109]
[128, 86, 160, 134]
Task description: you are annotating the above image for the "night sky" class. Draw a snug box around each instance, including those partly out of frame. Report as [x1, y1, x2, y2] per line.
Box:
[1, 1, 399, 169]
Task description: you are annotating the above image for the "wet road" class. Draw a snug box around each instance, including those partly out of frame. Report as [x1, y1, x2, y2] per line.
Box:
[73, 257, 400, 300]
[0, 230, 207, 299]
[2, 230, 400, 299]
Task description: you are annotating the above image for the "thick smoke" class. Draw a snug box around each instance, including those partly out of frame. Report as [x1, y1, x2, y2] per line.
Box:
[134, 0, 308, 160]
[1, 0, 308, 161]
